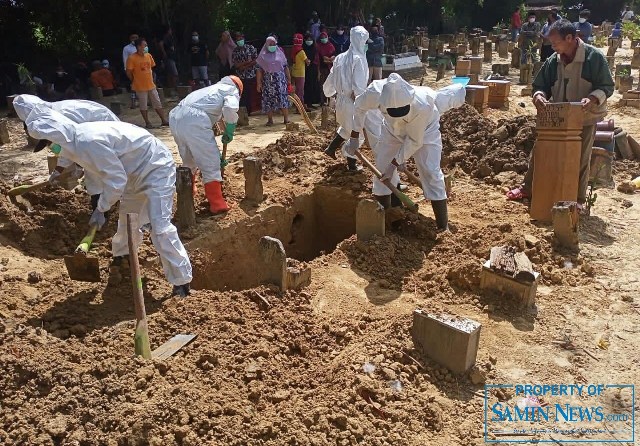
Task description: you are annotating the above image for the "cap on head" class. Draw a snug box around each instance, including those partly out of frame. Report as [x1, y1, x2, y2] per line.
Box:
[228, 75, 243, 95]
[380, 73, 415, 112]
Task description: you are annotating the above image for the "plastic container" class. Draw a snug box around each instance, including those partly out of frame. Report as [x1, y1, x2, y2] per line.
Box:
[452, 76, 471, 86]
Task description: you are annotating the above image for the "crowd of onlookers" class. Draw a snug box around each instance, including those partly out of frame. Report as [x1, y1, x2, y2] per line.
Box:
[510, 5, 637, 64]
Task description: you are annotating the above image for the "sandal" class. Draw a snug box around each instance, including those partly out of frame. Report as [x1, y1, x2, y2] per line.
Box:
[506, 187, 531, 201]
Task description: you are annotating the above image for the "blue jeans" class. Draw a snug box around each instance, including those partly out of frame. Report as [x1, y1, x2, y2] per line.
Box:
[511, 28, 519, 42]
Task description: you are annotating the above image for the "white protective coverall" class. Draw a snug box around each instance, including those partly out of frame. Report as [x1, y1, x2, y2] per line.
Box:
[353, 74, 465, 200]
[13, 94, 119, 195]
[25, 107, 192, 286]
[322, 26, 369, 159]
[169, 76, 240, 183]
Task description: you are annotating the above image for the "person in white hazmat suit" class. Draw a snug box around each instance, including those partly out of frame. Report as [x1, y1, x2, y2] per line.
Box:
[169, 75, 243, 214]
[13, 94, 119, 216]
[25, 107, 193, 297]
[346, 73, 466, 231]
[322, 25, 369, 171]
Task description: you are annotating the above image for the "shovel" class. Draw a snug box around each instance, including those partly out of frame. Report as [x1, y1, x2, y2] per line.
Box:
[64, 224, 101, 282]
[355, 149, 418, 212]
[221, 142, 228, 178]
[7, 169, 73, 197]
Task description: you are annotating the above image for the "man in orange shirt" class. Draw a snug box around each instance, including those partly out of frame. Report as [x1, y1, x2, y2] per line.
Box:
[90, 60, 117, 96]
[126, 38, 169, 128]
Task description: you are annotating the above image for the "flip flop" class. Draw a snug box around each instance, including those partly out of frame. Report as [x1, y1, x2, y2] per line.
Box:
[506, 187, 531, 201]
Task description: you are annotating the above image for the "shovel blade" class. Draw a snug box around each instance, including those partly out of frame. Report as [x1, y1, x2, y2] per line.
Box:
[64, 254, 101, 282]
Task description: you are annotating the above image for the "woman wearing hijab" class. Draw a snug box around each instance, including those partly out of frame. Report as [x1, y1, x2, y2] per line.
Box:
[316, 31, 336, 105]
[291, 33, 310, 110]
[256, 36, 292, 126]
[303, 32, 320, 109]
[215, 31, 236, 78]
[330, 25, 350, 55]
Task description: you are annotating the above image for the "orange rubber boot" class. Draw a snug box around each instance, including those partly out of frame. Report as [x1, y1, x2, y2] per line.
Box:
[204, 181, 229, 214]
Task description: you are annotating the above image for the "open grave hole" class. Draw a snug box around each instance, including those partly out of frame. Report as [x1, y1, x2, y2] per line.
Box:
[189, 186, 360, 291]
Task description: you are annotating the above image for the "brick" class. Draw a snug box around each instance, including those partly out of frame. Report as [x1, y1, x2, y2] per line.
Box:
[243, 157, 264, 202]
[480, 260, 539, 308]
[411, 310, 481, 374]
[356, 199, 385, 241]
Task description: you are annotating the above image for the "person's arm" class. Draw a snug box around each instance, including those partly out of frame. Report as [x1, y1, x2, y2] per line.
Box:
[256, 68, 263, 92]
[284, 66, 291, 85]
[353, 57, 368, 96]
[126, 58, 134, 82]
[222, 94, 240, 124]
[89, 144, 128, 213]
[588, 51, 615, 103]
[322, 63, 337, 97]
[396, 106, 434, 164]
[352, 85, 382, 135]
[532, 58, 554, 109]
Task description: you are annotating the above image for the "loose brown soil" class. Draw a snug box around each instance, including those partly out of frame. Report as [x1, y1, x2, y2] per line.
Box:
[0, 40, 639, 446]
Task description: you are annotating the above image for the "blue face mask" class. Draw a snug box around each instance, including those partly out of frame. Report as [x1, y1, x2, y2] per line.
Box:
[143, 46, 149, 54]
[320, 38, 328, 44]
[50, 143, 62, 155]
[237, 39, 245, 47]
[268, 45, 277, 53]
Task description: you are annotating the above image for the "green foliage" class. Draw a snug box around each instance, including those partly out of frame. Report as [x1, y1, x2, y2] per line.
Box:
[623, 22, 640, 40]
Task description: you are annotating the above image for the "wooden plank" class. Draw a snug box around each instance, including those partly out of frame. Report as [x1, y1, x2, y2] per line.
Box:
[152, 334, 197, 359]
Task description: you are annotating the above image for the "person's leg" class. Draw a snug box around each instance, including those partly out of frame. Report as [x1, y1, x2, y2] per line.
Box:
[146, 183, 193, 289]
[137, 90, 153, 127]
[150, 89, 168, 125]
[368, 66, 373, 84]
[412, 130, 449, 230]
[373, 67, 383, 81]
[191, 66, 199, 82]
[282, 107, 289, 124]
[200, 66, 210, 86]
[577, 124, 596, 203]
[294, 76, 305, 104]
[266, 111, 273, 125]
[111, 194, 145, 259]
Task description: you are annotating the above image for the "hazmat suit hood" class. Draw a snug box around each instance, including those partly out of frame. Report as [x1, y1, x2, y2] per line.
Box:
[219, 76, 241, 96]
[13, 94, 48, 122]
[349, 26, 369, 58]
[380, 73, 415, 109]
[25, 107, 77, 150]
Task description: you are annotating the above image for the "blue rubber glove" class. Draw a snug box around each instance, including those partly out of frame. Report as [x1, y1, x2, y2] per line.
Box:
[223, 122, 237, 144]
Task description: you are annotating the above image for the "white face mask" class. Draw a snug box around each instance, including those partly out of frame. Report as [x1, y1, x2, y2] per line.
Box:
[529, 18, 536, 23]
[337, 30, 344, 35]
[579, 18, 587, 23]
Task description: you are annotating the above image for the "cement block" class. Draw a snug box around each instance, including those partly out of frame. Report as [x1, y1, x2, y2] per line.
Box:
[412, 310, 481, 374]
[243, 157, 264, 202]
[259, 236, 287, 290]
[356, 199, 385, 241]
[285, 261, 312, 290]
[480, 260, 539, 308]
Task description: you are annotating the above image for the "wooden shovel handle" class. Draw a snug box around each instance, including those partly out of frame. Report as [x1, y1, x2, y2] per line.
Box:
[127, 213, 151, 359]
[355, 150, 418, 212]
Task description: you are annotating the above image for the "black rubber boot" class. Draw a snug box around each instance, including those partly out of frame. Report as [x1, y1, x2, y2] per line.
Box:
[431, 199, 449, 231]
[91, 194, 109, 221]
[323, 134, 345, 159]
[390, 183, 403, 208]
[172, 283, 191, 298]
[346, 157, 361, 171]
[374, 194, 391, 209]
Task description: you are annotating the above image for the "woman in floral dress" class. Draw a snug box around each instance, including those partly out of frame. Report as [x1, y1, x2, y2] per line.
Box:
[256, 36, 292, 126]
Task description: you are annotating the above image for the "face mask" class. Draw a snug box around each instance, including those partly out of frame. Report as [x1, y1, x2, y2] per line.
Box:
[268, 45, 277, 53]
[237, 39, 245, 47]
[56, 71, 64, 76]
[364, 44, 368, 52]
[192, 36, 199, 42]
[320, 38, 328, 44]
[337, 30, 344, 35]
[143, 46, 149, 53]
[305, 40, 313, 45]
[50, 143, 62, 155]
[529, 18, 536, 23]
[579, 18, 586, 23]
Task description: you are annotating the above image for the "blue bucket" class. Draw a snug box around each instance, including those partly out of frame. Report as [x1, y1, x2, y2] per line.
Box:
[452, 76, 471, 86]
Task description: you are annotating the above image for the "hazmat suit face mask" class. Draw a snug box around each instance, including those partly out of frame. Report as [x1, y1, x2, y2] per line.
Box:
[50, 143, 62, 154]
[579, 18, 587, 23]
[237, 39, 245, 47]
[268, 45, 277, 53]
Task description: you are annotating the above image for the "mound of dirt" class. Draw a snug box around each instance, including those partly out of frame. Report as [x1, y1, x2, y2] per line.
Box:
[440, 104, 536, 178]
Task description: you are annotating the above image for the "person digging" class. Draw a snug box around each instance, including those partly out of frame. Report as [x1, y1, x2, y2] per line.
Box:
[169, 75, 243, 214]
[26, 106, 193, 297]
